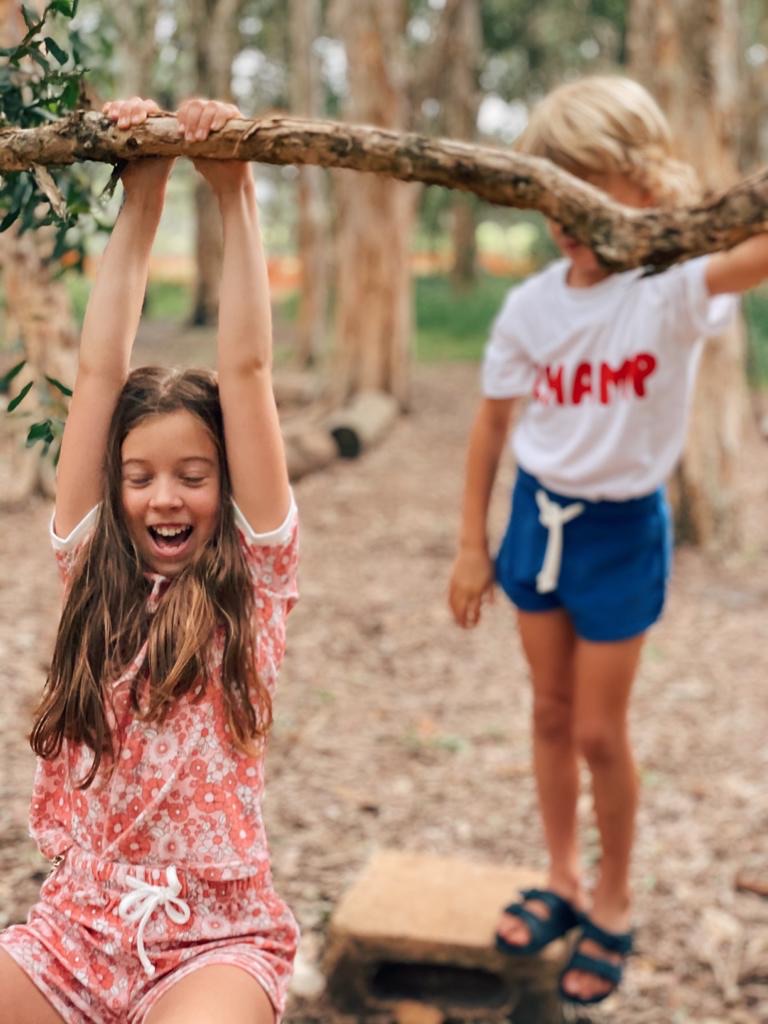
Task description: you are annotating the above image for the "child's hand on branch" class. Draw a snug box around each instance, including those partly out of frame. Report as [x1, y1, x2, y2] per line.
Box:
[448, 547, 496, 629]
[102, 97, 175, 194]
[176, 98, 252, 195]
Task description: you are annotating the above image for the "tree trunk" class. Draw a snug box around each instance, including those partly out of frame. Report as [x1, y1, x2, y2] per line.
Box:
[0, 0, 77, 506]
[629, 0, 755, 549]
[185, 0, 242, 326]
[329, 0, 417, 407]
[289, 0, 328, 368]
[444, 0, 482, 288]
[113, 1, 159, 98]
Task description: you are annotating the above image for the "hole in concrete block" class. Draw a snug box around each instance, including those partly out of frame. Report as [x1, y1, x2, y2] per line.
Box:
[370, 961, 509, 1008]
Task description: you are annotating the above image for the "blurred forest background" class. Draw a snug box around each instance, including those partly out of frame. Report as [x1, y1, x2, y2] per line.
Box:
[3, 0, 768, 545]
[2, 5, 768, 1023]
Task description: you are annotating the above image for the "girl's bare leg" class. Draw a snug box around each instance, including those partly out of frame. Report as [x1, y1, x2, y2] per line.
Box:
[0, 950, 66, 1024]
[496, 608, 584, 945]
[144, 964, 275, 1024]
[561, 632, 644, 1000]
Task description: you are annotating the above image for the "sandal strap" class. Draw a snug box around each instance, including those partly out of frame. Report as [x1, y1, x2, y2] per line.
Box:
[566, 950, 624, 986]
[498, 890, 579, 953]
[519, 888, 574, 916]
[501, 903, 553, 941]
[580, 917, 634, 955]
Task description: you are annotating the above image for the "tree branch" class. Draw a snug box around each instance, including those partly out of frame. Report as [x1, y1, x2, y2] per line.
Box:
[1, 110, 768, 270]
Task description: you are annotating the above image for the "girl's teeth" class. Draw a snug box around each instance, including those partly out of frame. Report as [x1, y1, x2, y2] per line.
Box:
[155, 526, 186, 537]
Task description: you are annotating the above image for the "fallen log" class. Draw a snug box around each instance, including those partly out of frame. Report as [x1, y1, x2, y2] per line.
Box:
[1, 112, 768, 271]
[326, 390, 399, 459]
[273, 370, 323, 408]
[285, 427, 338, 481]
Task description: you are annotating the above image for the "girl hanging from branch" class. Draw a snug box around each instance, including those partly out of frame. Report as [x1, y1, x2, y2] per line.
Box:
[0, 97, 299, 1024]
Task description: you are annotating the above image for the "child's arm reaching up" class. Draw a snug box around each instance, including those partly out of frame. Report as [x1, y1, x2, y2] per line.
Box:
[176, 99, 292, 535]
[54, 97, 173, 537]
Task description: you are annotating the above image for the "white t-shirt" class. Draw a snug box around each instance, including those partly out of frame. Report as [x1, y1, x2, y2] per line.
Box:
[482, 256, 738, 500]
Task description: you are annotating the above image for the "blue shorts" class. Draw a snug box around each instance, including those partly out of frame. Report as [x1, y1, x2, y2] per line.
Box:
[495, 467, 672, 643]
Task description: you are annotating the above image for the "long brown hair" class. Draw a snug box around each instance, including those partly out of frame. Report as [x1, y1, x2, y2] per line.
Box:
[31, 367, 271, 787]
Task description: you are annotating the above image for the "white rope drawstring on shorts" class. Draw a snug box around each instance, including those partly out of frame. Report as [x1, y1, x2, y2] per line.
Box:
[535, 489, 585, 594]
[118, 866, 191, 977]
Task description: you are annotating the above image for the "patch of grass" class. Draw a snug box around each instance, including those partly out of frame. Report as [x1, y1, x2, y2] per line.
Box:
[414, 272, 514, 361]
[66, 276, 192, 325]
[273, 272, 514, 363]
[743, 285, 768, 385]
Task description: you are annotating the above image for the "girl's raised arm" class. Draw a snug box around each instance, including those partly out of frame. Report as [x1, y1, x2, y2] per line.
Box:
[53, 98, 173, 538]
[177, 99, 291, 534]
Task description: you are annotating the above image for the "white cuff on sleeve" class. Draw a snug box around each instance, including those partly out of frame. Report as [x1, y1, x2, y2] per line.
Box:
[50, 506, 99, 552]
[233, 493, 297, 547]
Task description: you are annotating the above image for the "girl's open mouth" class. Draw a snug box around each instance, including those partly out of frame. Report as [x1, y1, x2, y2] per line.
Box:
[147, 524, 194, 557]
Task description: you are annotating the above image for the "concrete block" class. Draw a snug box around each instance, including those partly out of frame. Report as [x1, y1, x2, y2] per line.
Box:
[324, 849, 568, 1022]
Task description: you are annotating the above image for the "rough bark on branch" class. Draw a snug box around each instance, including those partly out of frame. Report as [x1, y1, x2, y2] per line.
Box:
[2, 111, 768, 271]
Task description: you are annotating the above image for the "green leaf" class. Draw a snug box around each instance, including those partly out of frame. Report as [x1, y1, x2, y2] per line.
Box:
[21, 4, 41, 32]
[7, 379, 34, 412]
[26, 47, 50, 72]
[44, 36, 69, 66]
[44, 374, 73, 397]
[61, 77, 79, 108]
[0, 360, 27, 392]
[26, 419, 55, 445]
[0, 205, 21, 232]
[48, 0, 74, 15]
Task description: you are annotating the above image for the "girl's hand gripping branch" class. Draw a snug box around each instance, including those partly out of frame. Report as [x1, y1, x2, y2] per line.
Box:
[176, 99, 292, 534]
[54, 98, 173, 538]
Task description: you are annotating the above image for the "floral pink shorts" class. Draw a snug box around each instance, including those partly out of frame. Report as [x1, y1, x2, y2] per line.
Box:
[0, 846, 299, 1024]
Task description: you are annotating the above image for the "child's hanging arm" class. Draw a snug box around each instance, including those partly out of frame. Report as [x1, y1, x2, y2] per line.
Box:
[178, 98, 292, 535]
[54, 98, 173, 538]
[449, 396, 516, 629]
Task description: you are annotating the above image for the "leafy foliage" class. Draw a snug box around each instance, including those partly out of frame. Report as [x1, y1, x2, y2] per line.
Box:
[0, 0, 114, 265]
[0, 1, 115, 450]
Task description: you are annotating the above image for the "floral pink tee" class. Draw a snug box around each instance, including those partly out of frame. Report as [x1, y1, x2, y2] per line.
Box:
[31, 500, 299, 882]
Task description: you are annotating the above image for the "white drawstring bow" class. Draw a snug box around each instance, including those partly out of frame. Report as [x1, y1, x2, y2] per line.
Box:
[118, 866, 191, 977]
[535, 489, 584, 594]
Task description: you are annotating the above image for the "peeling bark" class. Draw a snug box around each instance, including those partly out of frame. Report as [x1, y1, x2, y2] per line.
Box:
[289, 0, 328, 368]
[329, 0, 416, 406]
[2, 111, 767, 271]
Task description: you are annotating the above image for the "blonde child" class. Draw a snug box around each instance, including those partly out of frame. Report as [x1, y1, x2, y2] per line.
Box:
[449, 76, 768, 1005]
[0, 98, 298, 1023]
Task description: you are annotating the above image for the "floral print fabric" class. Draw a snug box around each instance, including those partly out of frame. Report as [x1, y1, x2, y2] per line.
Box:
[0, 500, 300, 1021]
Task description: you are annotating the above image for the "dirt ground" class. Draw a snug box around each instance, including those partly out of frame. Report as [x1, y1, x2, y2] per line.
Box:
[1, 349, 767, 1024]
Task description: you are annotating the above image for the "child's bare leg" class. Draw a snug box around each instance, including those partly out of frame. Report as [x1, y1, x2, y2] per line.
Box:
[143, 963, 275, 1024]
[0, 951, 66, 1024]
[497, 608, 584, 945]
[562, 632, 644, 1000]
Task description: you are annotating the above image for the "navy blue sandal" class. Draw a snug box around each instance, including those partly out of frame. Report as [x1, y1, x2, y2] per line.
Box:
[558, 915, 633, 1005]
[495, 888, 580, 956]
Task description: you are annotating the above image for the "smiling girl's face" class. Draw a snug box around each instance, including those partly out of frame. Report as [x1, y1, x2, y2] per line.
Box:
[120, 409, 221, 576]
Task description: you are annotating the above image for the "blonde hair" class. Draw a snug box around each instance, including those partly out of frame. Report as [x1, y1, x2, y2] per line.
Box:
[517, 75, 699, 206]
